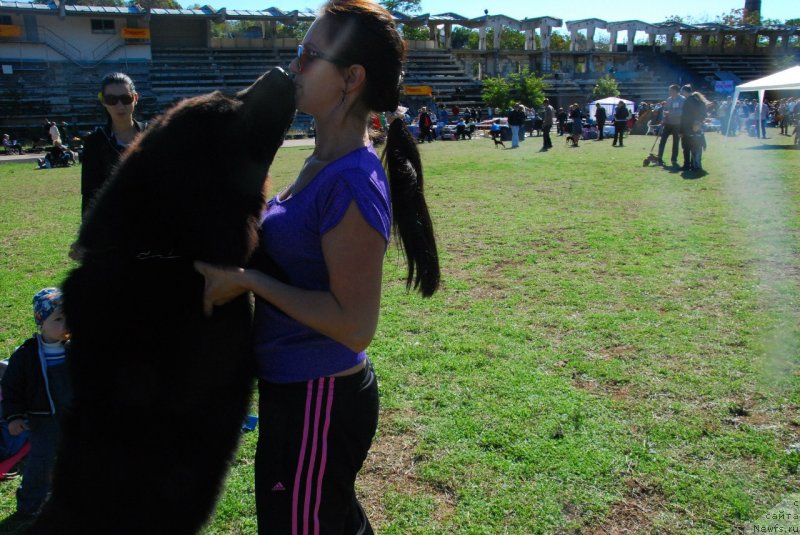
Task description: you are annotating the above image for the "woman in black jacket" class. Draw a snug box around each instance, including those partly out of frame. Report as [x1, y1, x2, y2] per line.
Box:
[681, 87, 710, 171]
[613, 100, 629, 147]
[568, 104, 583, 146]
[80, 73, 146, 219]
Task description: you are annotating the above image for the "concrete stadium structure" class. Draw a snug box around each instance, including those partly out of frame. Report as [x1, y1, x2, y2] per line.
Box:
[0, 1, 798, 136]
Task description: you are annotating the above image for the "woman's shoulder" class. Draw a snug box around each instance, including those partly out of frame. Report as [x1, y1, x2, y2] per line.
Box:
[320, 147, 385, 192]
[324, 146, 382, 181]
[84, 126, 110, 145]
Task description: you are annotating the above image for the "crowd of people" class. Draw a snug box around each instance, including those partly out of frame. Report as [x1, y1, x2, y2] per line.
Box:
[364, 83, 799, 165]
[716, 95, 800, 140]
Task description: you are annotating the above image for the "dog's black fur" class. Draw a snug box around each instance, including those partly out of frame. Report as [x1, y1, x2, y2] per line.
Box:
[29, 69, 296, 535]
[565, 134, 579, 146]
[491, 133, 505, 148]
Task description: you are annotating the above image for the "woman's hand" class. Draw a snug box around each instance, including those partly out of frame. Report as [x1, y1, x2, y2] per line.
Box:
[8, 419, 29, 436]
[193, 261, 249, 317]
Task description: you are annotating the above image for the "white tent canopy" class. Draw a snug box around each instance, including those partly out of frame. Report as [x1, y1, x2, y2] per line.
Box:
[587, 96, 636, 118]
[727, 65, 800, 135]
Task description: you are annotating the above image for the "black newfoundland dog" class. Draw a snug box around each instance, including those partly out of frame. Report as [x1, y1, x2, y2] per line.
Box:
[30, 68, 295, 534]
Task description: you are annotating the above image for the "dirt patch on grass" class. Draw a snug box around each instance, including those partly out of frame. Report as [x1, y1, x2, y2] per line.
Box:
[584, 478, 666, 535]
[357, 408, 455, 529]
[571, 371, 633, 402]
[593, 346, 638, 361]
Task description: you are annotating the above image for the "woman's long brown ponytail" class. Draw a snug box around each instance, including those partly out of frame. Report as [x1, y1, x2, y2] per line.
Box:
[382, 118, 440, 297]
[322, 0, 440, 296]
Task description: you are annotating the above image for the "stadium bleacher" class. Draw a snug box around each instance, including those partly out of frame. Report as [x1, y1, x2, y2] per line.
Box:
[1, 42, 798, 139]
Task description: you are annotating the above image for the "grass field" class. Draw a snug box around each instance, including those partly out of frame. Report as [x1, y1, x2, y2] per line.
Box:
[1, 130, 799, 534]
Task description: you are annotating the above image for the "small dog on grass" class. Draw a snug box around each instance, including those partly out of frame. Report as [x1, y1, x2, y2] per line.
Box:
[491, 133, 505, 148]
[565, 134, 579, 146]
[642, 153, 661, 166]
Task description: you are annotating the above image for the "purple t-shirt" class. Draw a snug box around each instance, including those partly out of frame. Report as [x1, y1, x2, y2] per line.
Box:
[254, 145, 391, 383]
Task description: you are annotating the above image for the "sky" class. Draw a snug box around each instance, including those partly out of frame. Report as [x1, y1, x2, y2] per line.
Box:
[206, 0, 798, 25]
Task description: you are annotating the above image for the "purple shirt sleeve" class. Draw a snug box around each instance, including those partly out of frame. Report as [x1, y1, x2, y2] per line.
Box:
[318, 166, 391, 244]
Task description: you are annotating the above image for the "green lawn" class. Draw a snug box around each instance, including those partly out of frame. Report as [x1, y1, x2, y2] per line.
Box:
[1, 131, 799, 534]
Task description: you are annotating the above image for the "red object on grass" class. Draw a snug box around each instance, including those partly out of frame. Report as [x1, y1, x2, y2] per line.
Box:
[0, 441, 31, 479]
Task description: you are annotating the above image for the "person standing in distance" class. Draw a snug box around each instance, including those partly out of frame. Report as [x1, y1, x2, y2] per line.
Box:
[80, 72, 147, 219]
[508, 104, 526, 148]
[541, 98, 554, 150]
[657, 84, 684, 166]
[594, 103, 607, 141]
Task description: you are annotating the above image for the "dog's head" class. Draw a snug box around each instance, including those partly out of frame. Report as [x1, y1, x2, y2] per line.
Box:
[80, 68, 296, 264]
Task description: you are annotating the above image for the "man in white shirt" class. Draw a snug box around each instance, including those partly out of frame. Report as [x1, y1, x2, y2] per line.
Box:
[657, 84, 685, 166]
[48, 121, 61, 144]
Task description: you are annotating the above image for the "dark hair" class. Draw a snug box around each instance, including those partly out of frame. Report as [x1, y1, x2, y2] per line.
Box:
[681, 84, 692, 94]
[669, 84, 679, 92]
[320, 0, 440, 297]
[100, 72, 136, 95]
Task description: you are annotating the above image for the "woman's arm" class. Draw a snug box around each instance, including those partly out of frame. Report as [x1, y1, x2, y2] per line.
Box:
[196, 201, 385, 353]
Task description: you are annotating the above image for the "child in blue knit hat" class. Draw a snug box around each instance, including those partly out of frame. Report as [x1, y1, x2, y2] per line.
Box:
[1, 287, 72, 517]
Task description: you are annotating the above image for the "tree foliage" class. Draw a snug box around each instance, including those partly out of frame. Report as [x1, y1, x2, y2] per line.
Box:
[482, 69, 549, 110]
[401, 25, 430, 41]
[508, 68, 548, 108]
[718, 8, 760, 26]
[276, 21, 311, 39]
[379, 0, 420, 13]
[499, 28, 525, 49]
[447, 27, 525, 50]
[451, 26, 473, 49]
[550, 32, 570, 51]
[131, 0, 182, 8]
[65, 0, 123, 6]
[481, 76, 510, 110]
[592, 74, 620, 99]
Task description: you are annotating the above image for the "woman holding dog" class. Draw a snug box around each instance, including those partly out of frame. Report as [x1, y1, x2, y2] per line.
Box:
[195, 1, 440, 533]
[80, 72, 146, 219]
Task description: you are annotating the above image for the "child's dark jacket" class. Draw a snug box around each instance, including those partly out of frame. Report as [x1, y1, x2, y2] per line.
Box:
[1, 336, 60, 423]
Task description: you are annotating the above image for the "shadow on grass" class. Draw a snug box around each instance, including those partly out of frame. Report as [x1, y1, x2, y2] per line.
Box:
[654, 164, 706, 179]
[744, 144, 799, 150]
[681, 169, 707, 180]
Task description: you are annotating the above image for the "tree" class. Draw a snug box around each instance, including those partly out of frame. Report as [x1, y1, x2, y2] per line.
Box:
[481, 28, 525, 50]
[481, 76, 511, 110]
[379, 0, 420, 13]
[550, 31, 570, 51]
[401, 25, 430, 41]
[508, 68, 548, 108]
[276, 21, 311, 39]
[131, 0, 182, 8]
[500, 28, 525, 49]
[68, 0, 124, 6]
[592, 74, 620, 99]
[785, 18, 800, 25]
[451, 26, 474, 49]
[717, 7, 762, 26]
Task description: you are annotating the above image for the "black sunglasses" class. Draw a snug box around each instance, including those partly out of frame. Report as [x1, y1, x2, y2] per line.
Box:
[296, 44, 346, 73]
[102, 93, 134, 106]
